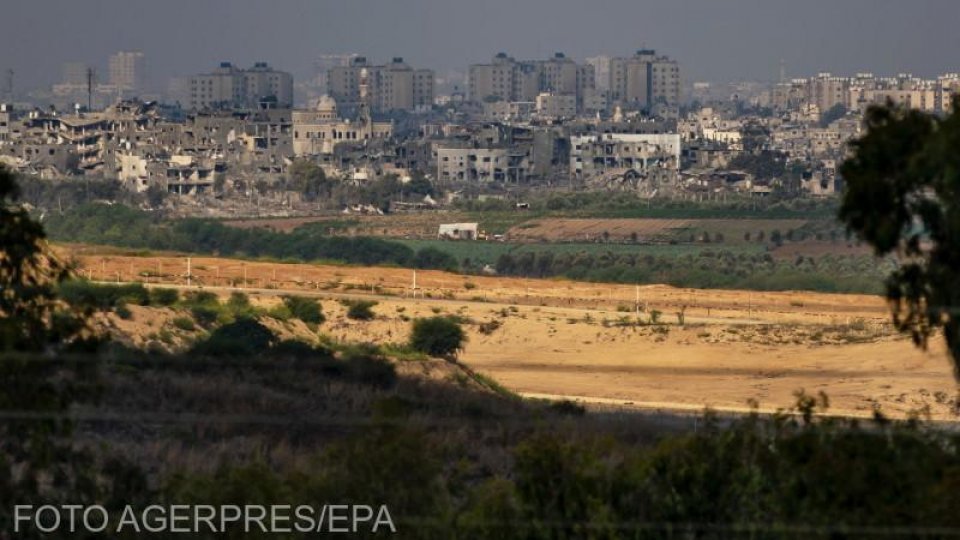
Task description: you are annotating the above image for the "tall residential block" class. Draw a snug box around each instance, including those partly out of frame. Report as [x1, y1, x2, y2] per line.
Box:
[327, 57, 434, 113]
[468, 52, 596, 111]
[608, 50, 680, 110]
[188, 62, 293, 110]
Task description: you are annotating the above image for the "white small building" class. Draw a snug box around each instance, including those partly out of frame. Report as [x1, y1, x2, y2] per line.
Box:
[438, 222, 479, 240]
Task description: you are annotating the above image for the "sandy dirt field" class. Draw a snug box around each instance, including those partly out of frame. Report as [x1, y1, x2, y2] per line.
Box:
[64, 245, 958, 420]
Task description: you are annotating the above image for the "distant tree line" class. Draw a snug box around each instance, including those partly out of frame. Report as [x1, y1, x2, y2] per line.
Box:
[43, 203, 458, 270]
[492, 249, 887, 294]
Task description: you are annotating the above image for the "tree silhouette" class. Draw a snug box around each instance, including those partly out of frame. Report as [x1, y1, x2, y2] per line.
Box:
[839, 100, 960, 377]
[0, 166, 84, 351]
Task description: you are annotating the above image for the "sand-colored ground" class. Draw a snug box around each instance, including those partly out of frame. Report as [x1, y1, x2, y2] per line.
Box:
[64, 245, 958, 420]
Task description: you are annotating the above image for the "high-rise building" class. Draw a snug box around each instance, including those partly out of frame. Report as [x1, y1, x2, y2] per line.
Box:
[327, 57, 434, 113]
[608, 50, 680, 110]
[585, 56, 611, 92]
[468, 53, 596, 112]
[188, 62, 293, 110]
[108, 51, 145, 94]
[312, 54, 358, 91]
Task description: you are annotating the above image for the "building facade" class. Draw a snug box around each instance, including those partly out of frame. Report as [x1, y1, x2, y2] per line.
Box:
[570, 132, 681, 179]
[188, 62, 293, 110]
[327, 57, 434, 113]
[608, 50, 681, 110]
[292, 95, 392, 156]
[468, 53, 596, 112]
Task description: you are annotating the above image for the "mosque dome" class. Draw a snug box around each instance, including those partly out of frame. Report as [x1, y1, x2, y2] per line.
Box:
[316, 94, 338, 113]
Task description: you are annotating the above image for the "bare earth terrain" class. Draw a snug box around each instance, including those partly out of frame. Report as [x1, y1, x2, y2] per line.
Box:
[65, 245, 957, 420]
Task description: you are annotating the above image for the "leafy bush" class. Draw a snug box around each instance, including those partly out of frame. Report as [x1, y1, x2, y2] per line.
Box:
[344, 300, 377, 321]
[191, 319, 277, 357]
[282, 296, 324, 324]
[59, 280, 150, 310]
[180, 290, 224, 327]
[226, 291, 256, 319]
[409, 316, 467, 358]
[148, 287, 179, 306]
[171, 316, 195, 332]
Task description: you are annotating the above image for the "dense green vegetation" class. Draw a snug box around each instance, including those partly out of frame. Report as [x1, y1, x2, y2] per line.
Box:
[44, 202, 457, 269]
[456, 192, 840, 220]
[493, 249, 889, 294]
[410, 316, 468, 358]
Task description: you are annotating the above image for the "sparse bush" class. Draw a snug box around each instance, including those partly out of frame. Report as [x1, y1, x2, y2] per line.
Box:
[266, 304, 293, 321]
[172, 316, 195, 332]
[478, 319, 502, 335]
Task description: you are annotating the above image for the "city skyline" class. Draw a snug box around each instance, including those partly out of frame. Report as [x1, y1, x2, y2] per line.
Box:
[2, 0, 959, 93]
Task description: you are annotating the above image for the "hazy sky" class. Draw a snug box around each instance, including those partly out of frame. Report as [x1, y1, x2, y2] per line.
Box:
[2, 0, 959, 89]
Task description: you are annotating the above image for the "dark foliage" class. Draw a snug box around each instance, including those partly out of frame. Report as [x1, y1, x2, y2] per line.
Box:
[344, 299, 377, 321]
[0, 167, 85, 351]
[409, 316, 467, 358]
[58, 280, 150, 310]
[191, 318, 279, 357]
[44, 202, 455, 270]
[839, 99, 960, 376]
[283, 295, 325, 325]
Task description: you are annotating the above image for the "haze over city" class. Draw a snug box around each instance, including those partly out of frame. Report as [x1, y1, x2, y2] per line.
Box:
[3, 0, 959, 90]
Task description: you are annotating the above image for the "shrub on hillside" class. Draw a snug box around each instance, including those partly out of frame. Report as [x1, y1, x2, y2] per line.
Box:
[409, 316, 467, 358]
[171, 316, 195, 332]
[344, 300, 377, 321]
[226, 291, 256, 319]
[191, 318, 278, 357]
[148, 287, 179, 306]
[282, 296, 324, 324]
[59, 280, 150, 310]
[180, 290, 224, 327]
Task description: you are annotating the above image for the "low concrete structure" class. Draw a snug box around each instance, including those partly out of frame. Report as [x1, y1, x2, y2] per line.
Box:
[438, 222, 479, 240]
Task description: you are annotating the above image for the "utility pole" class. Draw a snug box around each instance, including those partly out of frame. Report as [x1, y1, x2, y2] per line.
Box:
[4, 69, 12, 101]
[186, 257, 191, 287]
[635, 285, 640, 316]
[86, 67, 96, 111]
